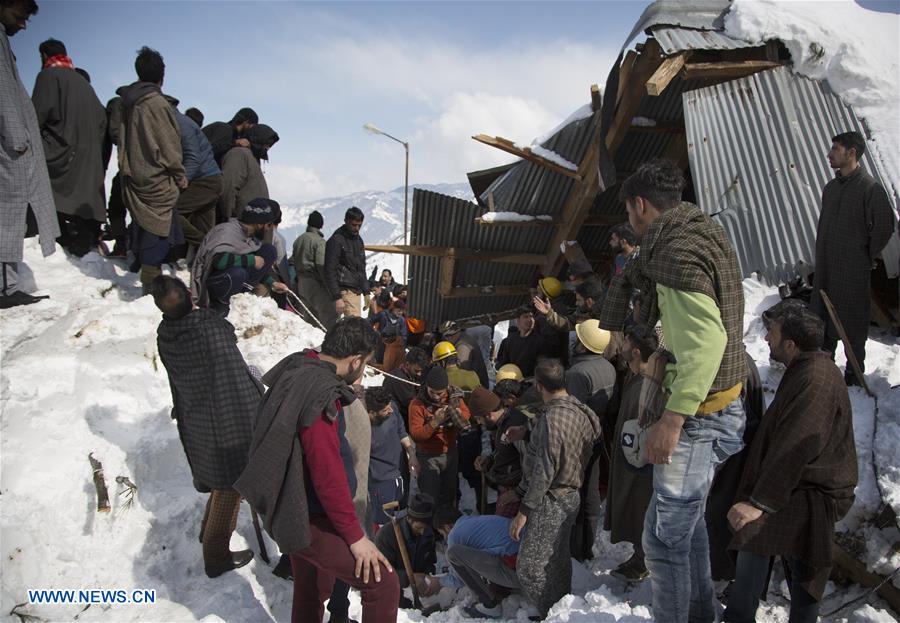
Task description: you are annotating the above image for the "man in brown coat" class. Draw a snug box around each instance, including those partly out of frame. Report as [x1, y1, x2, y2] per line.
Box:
[809, 131, 896, 385]
[724, 300, 857, 623]
[117, 46, 186, 291]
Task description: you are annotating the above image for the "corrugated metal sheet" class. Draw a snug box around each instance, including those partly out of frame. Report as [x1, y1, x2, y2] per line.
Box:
[684, 66, 899, 283]
[407, 189, 536, 323]
[652, 26, 748, 55]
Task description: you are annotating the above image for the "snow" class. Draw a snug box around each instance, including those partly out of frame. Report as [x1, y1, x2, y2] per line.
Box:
[630, 117, 657, 127]
[527, 145, 578, 171]
[480, 212, 554, 223]
[2, 241, 899, 622]
[725, 0, 900, 201]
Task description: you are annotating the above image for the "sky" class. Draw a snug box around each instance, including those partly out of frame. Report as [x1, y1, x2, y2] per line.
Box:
[10, 0, 648, 203]
[11, 1, 897, 204]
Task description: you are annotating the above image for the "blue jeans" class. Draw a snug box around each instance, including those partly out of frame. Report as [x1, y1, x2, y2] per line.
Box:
[643, 398, 745, 623]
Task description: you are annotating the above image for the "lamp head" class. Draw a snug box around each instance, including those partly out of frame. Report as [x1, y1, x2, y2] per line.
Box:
[363, 123, 383, 135]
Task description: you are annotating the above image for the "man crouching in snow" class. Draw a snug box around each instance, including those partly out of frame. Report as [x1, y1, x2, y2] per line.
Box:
[151, 275, 261, 578]
[509, 358, 601, 620]
[235, 317, 399, 623]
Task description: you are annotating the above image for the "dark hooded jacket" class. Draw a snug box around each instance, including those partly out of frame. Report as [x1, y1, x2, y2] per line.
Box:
[234, 351, 357, 555]
[324, 224, 369, 299]
[156, 309, 263, 491]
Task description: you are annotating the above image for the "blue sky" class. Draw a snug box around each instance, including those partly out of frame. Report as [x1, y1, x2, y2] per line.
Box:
[11, 1, 897, 203]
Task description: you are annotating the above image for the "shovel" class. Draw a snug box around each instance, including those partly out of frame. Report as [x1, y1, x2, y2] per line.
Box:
[383, 501, 442, 617]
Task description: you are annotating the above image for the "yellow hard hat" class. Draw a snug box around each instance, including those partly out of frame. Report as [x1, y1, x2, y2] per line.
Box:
[538, 277, 562, 299]
[495, 363, 524, 383]
[432, 341, 458, 362]
[575, 319, 611, 355]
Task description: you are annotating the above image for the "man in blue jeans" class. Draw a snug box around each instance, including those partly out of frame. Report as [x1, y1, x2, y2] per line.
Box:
[189, 197, 289, 313]
[620, 159, 747, 623]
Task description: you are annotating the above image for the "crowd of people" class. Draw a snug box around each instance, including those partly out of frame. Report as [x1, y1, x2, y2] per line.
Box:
[2, 2, 897, 623]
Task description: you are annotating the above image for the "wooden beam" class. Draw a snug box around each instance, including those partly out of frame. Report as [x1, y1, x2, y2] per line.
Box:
[646, 52, 686, 96]
[365, 244, 547, 265]
[475, 217, 558, 228]
[682, 60, 785, 81]
[590, 83, 602, 112]
[616, 50, 638, 107]
[606, 38, 663, 155]
[832, 542, 900, 614]
[439, 256, 455, 297]
[472, 134, 583, 181]
[441, 285, 532, 299]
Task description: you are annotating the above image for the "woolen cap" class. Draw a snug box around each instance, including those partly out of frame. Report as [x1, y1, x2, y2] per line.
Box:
[239, 197, 276, 224]
[468, 387, 502, 419]
[407, 492, 436, 521]
[425, 366, 448, 390]
[308, 210, 324, 229]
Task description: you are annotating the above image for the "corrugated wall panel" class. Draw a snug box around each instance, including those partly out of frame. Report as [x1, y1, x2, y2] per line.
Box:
[684, 66, 898, 283]
[652, 27, 748, 55]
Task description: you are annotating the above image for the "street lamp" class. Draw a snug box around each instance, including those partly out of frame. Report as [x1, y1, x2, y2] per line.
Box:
[364, 122, 410, 283]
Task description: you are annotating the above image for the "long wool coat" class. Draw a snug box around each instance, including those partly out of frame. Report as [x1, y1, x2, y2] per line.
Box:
[810, 167, 896, 358]
[156, 309, 263, 492]
[32, 67, 107, 222]
[729, 350, 857, 599]
[0, 32, 59, 262]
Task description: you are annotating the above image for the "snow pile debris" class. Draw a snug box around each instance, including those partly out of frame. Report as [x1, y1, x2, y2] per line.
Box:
[631, 116, 657, 127]
[2, 240, 899, 622]
[480, 212, 554, 223]
[725, 0, 900, 200]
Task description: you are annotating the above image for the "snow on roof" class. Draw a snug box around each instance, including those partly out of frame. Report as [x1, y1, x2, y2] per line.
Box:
[479, 211, 554, 223]
[725, 0, 900, 202]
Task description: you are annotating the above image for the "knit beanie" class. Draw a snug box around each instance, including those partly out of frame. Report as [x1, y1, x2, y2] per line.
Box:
[239, 197, 276, 224]
[407, 492, 436, 521]
[467, 387, 502, 419]
[308, 210, 324, 229]
[425, 366, 448, 390]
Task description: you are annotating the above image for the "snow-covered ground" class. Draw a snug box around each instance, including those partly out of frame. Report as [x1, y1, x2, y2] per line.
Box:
[1, 240, 898, 622]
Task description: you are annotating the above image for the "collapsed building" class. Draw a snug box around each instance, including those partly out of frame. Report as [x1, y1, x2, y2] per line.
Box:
[367, 0, 899, 329]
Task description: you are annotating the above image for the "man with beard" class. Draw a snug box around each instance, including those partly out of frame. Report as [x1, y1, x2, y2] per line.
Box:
[189, 197, 289, 312]
[382, 346, 427, 429]
[31, 37, 107, 257]
[809, 131, 895, 386]
[325, 206, 370, 319]
[495, 307, 545, 378]
[117, 46, 187, 292]
[609, 224, 637, 278]
[408, 366, 472, 527]
[365, 386, 419, 531]
[236, 317, 399, 623]
[151, 275, 261, 578]
[724, 301, 857, 623]
[0, 0, 61, 309]
[218, 123, 278, 222]
[202, 107, 257, 165]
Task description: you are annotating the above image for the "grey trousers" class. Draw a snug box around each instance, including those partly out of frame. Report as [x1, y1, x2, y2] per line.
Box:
[517, 490, 580, 616]
[447, 544, 520, 606]
[1, 262, 19, 295]
[416, 447, 459, 526]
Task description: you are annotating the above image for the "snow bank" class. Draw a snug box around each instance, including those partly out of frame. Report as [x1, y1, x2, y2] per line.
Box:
[2, 241, 898, 622]
[725, 0, 900, 200]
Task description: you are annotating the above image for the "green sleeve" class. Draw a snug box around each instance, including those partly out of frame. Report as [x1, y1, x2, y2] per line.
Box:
[657, 285, 727, 416]
[213, 252, 255, 271]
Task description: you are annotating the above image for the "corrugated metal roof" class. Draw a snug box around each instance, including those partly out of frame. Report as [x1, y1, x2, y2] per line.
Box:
[623, 0, 732, 52]
[652, 26, 748, 55]
[684, 66, 899, 283]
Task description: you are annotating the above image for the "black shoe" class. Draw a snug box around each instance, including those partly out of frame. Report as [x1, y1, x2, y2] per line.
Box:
[271, 554, 293, 581]
[205, 549, 253, 578]
[0, 291, 49, 309]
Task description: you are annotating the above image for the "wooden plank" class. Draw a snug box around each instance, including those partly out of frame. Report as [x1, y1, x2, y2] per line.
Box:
[438, 256, 455, 297]
[472, 134, 583, 181]
[590, 83, 602, 112]
[646, 52, 686, 96]
[441, 285, 532, 299]
[364, 244, 547, 265]
[832, 543, 900, 614]
[682, 60, 785, 80]
[606, 38, 663, 155]
[616, 50, 638, 107]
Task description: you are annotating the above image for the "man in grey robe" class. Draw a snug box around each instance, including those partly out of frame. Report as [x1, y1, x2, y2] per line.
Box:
[31, 37, 107, 257]
[0, 0, 60, 309]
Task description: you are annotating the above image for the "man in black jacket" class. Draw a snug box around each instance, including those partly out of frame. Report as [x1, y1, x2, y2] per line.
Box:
[325, 206, 369, 319]
[151, 275, 261, 578]
[202, 107, 257, 165]
[374, 492, 438, 606]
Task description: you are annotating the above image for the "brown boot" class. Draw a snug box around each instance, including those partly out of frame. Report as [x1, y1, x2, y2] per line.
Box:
[202, 490, 253, 578]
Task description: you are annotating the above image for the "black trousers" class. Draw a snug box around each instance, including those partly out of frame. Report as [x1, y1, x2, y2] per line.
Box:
[724, 552, 821, 623]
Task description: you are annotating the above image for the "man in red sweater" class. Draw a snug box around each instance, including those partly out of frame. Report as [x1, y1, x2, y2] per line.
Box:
[408, 366, 472, 527]
[236, 317, 398, 623]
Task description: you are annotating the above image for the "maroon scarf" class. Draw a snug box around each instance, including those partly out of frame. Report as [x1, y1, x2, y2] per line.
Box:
[43, 54, 74, 70]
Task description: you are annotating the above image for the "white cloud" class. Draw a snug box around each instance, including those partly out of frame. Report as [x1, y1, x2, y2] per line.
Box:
[263, 163, 326, 203]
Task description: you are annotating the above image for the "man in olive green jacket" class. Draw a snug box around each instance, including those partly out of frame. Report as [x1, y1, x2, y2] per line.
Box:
[292, 210, 338, 329]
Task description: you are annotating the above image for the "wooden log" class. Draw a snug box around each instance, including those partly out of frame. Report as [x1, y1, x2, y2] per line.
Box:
[682, 60, 785, 80]
[820, 289, 873, 396]
[88, 453, 110, 513]
[646, 52, 686, 96]
[832, 542, 900, 615]
[590, 83, 602, 112]
[617, 50, 638, 107]
[439, 256, 455, 297]
[471, 134, 583, 181]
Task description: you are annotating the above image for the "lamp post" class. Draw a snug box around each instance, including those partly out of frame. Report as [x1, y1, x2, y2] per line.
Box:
[364, 123, 409, 283]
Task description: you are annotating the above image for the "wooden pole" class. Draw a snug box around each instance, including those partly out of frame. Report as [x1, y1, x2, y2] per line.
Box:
[88, 453, 110, 513]
[384, 501, 423, 610]
[819, 290, 873, 396]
